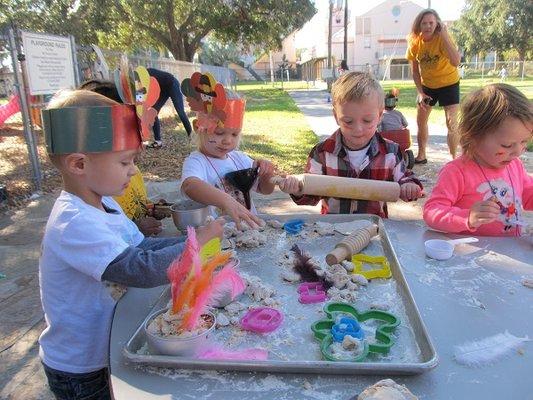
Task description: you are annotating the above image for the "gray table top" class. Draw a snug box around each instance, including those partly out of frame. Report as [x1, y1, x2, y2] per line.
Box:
[109, 218, 533, 400]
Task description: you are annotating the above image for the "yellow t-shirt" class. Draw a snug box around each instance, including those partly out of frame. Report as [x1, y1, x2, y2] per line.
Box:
[406, 34, 459, 89]
[114, 167, 148, 219]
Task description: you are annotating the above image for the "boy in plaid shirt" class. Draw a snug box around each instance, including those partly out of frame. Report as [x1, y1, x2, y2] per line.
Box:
[280, 72, 422, 217]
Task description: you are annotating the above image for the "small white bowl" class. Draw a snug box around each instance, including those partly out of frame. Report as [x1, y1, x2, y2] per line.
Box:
[424, 237, 479, 261]
[424, 239, 454, 260]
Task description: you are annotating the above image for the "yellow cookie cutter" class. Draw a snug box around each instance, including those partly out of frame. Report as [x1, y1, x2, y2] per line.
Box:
[351, 254, 391, 280]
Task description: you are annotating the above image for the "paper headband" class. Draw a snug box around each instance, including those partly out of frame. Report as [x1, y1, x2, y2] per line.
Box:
[42, 56, 161, 154]
[181, 72, 245, 133]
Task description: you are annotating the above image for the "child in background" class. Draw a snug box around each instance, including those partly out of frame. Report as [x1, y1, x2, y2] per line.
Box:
[39, 89, 223, 399]
[424, 83, 532, 236]
[378, 88, 408, 132]
[180, 72, 275, 230]
[279, 72, 422, 217]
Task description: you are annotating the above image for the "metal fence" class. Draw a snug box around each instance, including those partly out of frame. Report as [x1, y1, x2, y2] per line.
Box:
[76, 47, 236, 89]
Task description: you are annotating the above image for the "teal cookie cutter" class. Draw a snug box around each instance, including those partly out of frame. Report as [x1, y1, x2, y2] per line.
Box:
[311, 302, 400, 362]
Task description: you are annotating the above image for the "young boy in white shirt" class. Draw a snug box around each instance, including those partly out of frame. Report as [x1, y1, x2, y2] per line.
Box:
[39, 89, 222, 399]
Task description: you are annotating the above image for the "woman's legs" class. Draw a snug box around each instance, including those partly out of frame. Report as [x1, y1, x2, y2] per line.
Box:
[415, 104, 432, 161]
[444, 104, 459, 159]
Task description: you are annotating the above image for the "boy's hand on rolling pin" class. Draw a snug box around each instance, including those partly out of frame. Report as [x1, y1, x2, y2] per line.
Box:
[278, 176, 303, 195]
[468, 200, 500, 229]
[220, 195, 264, 231]
[254, 159, 274, 178]
[400, 182, 422, 201]
[196, 218, 224, 247]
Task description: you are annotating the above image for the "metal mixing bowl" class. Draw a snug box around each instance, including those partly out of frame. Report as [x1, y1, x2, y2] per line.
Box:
[170, 199, 209, 230]
[144, 308, 216, 356]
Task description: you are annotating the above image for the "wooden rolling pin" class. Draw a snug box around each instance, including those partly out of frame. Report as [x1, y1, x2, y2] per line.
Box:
[272, 174, 400, 202]
[325, 224, 379, 265]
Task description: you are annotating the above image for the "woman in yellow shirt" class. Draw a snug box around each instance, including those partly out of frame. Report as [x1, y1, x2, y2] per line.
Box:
[406, 9, 461, 163]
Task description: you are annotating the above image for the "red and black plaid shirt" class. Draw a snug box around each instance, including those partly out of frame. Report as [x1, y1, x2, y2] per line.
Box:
[291, 130, 422, 217]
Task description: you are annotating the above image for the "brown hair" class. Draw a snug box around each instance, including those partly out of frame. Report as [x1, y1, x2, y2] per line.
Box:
[459, 83, 533, 157]
[331, 71, 384, 107]
[407, 9, 442, 46]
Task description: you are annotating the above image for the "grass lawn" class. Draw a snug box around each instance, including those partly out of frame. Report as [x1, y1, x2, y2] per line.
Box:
[237, 84, 318, 174]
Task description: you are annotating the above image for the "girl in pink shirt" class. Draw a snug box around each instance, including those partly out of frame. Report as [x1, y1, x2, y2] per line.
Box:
[424, 84, 532, 236]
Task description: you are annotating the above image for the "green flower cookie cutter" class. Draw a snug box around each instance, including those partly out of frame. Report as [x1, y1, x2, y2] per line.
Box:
[311, 302, 400, 362]
[352, 254, 392, 280]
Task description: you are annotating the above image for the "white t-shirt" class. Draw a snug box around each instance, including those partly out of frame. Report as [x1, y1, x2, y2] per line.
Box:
[39, 191, 144, 373]
[180, 150, 258, 215]
[346, 144, 370, 172]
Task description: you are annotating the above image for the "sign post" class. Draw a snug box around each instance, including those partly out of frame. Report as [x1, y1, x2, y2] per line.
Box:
[8, 28, 42, 191]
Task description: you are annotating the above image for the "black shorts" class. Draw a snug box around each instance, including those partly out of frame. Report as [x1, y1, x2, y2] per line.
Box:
[422, 81, 460, 107]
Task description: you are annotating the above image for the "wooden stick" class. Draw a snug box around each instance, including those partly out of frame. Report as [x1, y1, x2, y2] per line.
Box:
[271, 174, 400, 202]
[325, 224, 379, 265]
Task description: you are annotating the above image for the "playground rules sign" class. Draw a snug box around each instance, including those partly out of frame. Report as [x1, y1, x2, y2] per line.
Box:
[21, 31, 76, 95]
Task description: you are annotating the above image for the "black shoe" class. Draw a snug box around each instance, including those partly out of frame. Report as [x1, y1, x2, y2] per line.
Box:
[414, 158, 428, 164]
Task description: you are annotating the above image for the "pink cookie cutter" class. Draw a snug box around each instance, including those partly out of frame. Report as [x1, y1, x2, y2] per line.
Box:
[240, 307, 283, 333]
[297, 282, 327, 304]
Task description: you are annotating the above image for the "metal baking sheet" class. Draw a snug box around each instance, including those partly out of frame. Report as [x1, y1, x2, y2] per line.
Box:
[123, 214, 438, 375]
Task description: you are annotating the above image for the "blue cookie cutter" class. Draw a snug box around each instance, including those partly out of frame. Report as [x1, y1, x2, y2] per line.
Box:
[331, 317, 365, 342]
[283, 219, 305, 235]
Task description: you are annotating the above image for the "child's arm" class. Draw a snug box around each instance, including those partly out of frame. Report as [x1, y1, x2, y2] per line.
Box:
[521, 167, 533, 210]
[181, 177, 263, 230]
[101, 219, 224, 288]
[254, 159, 275, 195]
[281, 146, 322, 206]
[401, 113, 408, 129]
[423, 164, 482, 233]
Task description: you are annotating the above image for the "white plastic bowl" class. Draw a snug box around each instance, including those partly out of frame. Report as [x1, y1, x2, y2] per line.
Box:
[424, 237, 479, 261]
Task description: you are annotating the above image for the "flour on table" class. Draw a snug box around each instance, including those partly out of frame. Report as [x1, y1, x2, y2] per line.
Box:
[357, 379, 418, 400]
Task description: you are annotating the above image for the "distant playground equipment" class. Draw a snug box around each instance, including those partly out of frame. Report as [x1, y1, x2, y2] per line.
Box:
[0, 94, 20, 127]
[0, 93, 44, 128]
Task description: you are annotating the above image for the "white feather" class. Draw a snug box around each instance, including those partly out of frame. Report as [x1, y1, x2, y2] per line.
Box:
[454, 331, 530, 367]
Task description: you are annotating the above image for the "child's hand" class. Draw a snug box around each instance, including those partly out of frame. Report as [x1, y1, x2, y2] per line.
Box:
[221, 196, 264, 231]
[468, 200, 500, 229]
[278, 176, 303, 195]
[254, 159, 274, 178]
[135, 216, 163, 236]
[400, 182, 422, 201]
[196, 218, 224, 247]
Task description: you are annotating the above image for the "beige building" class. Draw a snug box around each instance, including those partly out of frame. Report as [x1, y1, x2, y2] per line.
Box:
[298, 0, 426, 80]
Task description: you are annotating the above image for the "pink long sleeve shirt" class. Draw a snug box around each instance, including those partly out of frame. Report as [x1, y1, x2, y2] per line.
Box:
[423, 156, 533, 236]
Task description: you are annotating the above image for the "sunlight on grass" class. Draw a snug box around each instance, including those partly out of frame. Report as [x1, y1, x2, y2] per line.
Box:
[239, 86, 317, 174]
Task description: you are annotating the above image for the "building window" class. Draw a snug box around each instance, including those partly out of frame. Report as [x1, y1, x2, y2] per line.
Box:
[364, 36, 371, 49]
[364, 18, 371, 35]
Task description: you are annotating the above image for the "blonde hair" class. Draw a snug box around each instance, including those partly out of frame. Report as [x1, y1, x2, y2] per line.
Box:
[331, 72, 384, 106]
[459, 83, 533, 157]
[46, 90, 119, 166]
[47, 89, 118, 109]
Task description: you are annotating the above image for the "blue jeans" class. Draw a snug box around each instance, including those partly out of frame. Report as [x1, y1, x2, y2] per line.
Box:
[153, 79, 192, 141]
[42, 362, 111, 400]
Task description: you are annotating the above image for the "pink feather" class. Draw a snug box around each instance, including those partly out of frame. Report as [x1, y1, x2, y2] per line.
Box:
[198, 345, 268, 361]
[209, 265, 245, 303]
[183, 280, 214, 330]
[167, 226, 200, 311]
